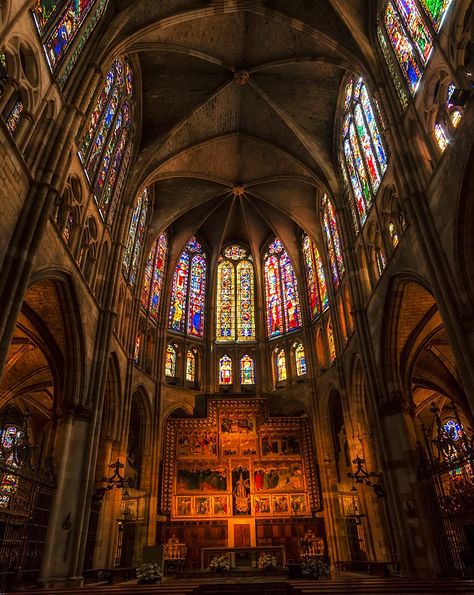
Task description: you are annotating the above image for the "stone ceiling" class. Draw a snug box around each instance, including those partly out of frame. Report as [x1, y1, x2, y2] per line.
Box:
[98, 0, 376, 265]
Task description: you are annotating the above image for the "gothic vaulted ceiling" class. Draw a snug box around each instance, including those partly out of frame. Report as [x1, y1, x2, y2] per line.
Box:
[97, 0, 374, 265]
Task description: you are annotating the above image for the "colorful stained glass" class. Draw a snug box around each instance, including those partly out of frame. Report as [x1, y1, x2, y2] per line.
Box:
[165, 344, 176, 377]
[122, 189, 148, 287]
[443, 419, 463, 441]
[354, 105, 381, 192]
[377, 26, 409, 110]
[275, 349, 287, 381]
[451, 109, 462, 128]
[79, 56, 133, 224]
[321, 195, 345, 288]
[302, 234, 328, 319]
[186, 350, 196, 381]
[384, 1, 423, 94]
[280, 251, 302, 332]
[33, 0, 61, 33]
[344, 79, 353, 110]
[134, 334, 141, 363]
[343, 141, 368, 226]
[57, 0, 107, 87]
[219, 355, 233, 384]
[264, 239, 301, 337]
[265, 254, 283, 338]
[328, 323, 336, 362]
[186, 237, 203, 253]
[5, 99, 23, 134]
[240, 355, 255, 384]
[434, 123, 448, 151]
[294, 343, 306, 376]
[187, 255, 206, 337]
[360, 85, 388, 173]
[349, 122, 373, 204]
[237, 261, 255, 341]
[216, 261, 235, 342]
[43, 0, 98, 70]
[393, 0, 433, 64]
[169, 252, 190, 334]
[141, 232, 168, 321]
[419, 0, 452, 29]
[224, 245, 248, 260]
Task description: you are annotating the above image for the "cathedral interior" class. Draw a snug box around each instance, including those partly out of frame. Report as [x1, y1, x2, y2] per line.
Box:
[1, 0, 474, 592]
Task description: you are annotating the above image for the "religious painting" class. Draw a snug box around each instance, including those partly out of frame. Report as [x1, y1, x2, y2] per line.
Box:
[220, 413, 257, 457]
[254, 462, 304, 492]
[176, 496, 192, 517]
[253, 495, 271, 515]
[290, 494, 308, 515]
[195, 496, 211, 516]
[261, 432, 301, 457]
[177, 430, 218, 458]
[272, 494, 289, 514]
[232, 466, 251, 516]
[213, 496, 229, 516]
[176, 463, 227, 493]
[221, 414, 256, 434]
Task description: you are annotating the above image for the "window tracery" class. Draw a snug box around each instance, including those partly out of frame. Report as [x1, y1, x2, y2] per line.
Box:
[122, 188, 149, 287]
[169, 237, 206, 338]
[264, 238, 302, 338]
[321, 195, 345, 288]
[141, 232, 168, 321]
[32, 0, 108, 76]
[340, 79, 388, 232]
[78, 57, 133, 223]
[216, 245, 255, 343]
[302, 234, 329, 319]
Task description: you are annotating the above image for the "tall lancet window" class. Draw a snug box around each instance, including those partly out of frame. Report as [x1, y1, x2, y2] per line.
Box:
[32, 0, 108, 76]
[122, 188, 149, 286]
[216, 245, 255, 342]
[302, 234, 329, 319]
[169, 237, 207, 338]
[141, 232, 168, 321]
[379, 0, 451, 102]
[321, 195, 345, 289]
[264, 238, 302, 338]
[340, 78, 388, 231]
[78, 57, 133, 223]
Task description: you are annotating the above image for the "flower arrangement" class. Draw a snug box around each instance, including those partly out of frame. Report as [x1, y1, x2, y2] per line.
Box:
[136, 562, 161, 584]
[257, 552, 278, 570]
[301, 557, 329, 579]
[208, 554, 230, 571]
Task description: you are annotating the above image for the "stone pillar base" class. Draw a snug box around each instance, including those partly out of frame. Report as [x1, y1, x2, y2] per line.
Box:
[37, 576, 84, 589]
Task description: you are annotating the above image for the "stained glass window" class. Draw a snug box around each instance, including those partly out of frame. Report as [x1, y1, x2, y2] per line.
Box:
[122, 188, 149, 286]
[32, 0, 108, 75]
[328, 323, 336, 362]
[376, 248, 386, 275]
[169, 237, 206, 338]
[141, 232, 168, 321]
[321, 195, 345, 289]
[377, 27, 409, 110]
[5, 99, 23, 134]
[264, 238, 302, 338]
[340, 78, 388, 232]
[275, 349, 287, 382]
[78, 57, 133, 223]
[294, 343, 306, 376]
[219, 354, 233, 384]
[165, 344, 177, 377]
[434, 123, 448, 152]
[216, 245, 255, 343]
[240, 354, 255, 384]
[302, 234, 329, 320]
[134, 334, 141, 363]
[419, 0, 452, 29]
[0, 426, 23, 508]
[389, 222, 399, 247]
[186, 350, 196, 382]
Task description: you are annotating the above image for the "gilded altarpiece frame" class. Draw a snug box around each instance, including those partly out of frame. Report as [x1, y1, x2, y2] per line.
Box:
[160, 398, 322, 521]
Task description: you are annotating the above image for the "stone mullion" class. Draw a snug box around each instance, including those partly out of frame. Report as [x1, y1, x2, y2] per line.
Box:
[0, 66, 100, 374]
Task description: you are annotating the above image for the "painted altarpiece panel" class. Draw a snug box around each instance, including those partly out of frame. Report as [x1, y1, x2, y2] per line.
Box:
[162, 398, 321, 521]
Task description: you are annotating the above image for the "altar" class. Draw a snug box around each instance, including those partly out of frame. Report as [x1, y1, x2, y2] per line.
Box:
[200, 546, 286, 570]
